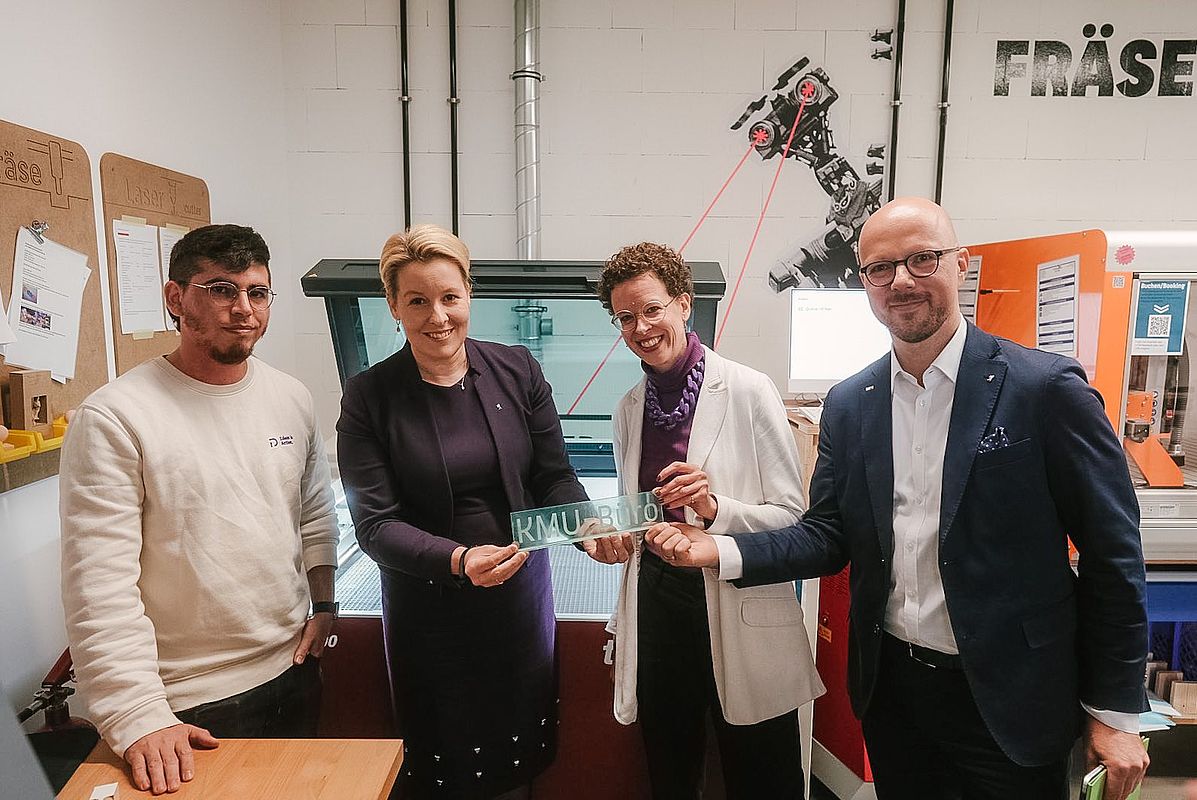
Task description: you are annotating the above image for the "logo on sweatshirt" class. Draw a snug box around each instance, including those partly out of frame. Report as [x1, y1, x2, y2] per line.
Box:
[268, 435, 295, 448]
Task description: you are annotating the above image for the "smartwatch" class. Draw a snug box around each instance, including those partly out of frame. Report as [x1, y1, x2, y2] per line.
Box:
[312, 601, 339, 618]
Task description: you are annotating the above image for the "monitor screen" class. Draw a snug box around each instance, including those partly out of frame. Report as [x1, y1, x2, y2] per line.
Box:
[788, 289, 891, 395]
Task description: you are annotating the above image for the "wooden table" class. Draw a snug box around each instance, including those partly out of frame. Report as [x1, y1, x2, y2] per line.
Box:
[57, 738, 403, 799]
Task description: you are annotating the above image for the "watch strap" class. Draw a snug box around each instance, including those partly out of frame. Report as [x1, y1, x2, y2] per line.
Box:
[312, 601, 339, 618]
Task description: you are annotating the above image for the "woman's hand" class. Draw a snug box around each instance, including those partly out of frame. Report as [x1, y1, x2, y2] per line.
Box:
[576, 517, 633, 564]
[582, 532, 635, 564]
[655, 462, 718, 521]
[462, 543, 528, 588]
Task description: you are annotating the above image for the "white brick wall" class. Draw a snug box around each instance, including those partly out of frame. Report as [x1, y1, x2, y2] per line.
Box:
[938, 0, 1197, 242]
[280, 0, 1197, 424]
[0, 0, 1191, 736]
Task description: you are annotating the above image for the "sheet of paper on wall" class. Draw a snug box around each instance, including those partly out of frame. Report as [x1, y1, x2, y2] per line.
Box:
[0, 296, 15, 346]
[4, 227, 92, 382]
[958, 255, 981, 323]
[113, 219, 168, 334]
[1036, 255, 1079, 356]
[158, 224, 188, 288]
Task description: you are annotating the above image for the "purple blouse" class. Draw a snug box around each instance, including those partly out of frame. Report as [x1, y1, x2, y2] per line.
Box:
[637, 332, 705, 523]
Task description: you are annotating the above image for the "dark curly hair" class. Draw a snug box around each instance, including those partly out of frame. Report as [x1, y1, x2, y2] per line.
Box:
[166, 224, 271, 329]
[596, 242, 694, 312]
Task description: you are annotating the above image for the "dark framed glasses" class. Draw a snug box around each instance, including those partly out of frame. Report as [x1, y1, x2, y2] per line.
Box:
[187, 281, 276, 310]
[860, 247, 961, 287]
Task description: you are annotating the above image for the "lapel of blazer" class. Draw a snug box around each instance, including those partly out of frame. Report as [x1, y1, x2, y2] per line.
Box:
[393, 344, 455, 532]
[939, 324, 1006, 548]
[860, 354, 896, 562]
[467, 340, 526, 511]
[685, 348, 729, 471]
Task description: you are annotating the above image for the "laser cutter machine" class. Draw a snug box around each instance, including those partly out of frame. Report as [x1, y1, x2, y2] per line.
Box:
[967, 228, 1197, 564]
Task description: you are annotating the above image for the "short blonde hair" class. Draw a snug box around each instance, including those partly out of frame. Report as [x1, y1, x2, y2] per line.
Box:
[379, 224, 472, 304]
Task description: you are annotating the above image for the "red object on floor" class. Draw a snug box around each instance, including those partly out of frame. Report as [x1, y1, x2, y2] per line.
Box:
[813, 567, 873, 782]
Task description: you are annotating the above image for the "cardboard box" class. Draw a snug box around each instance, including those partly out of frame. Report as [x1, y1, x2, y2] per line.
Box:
[7, 369, 52, 436]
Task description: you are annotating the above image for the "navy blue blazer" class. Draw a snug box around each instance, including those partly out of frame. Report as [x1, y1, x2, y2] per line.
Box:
[336, 338, 587, 584]
[733, 323, 1148, 766]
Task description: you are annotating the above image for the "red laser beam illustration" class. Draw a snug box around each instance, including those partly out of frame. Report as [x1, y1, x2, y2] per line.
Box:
[678, 142, 757, 257]
[565, 335, 623, 415]
[566, 141, 764, 415]
[714, 81, 814, 349]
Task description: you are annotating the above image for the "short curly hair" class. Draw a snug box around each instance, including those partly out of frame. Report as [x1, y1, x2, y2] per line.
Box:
[596, 242, 694, 312]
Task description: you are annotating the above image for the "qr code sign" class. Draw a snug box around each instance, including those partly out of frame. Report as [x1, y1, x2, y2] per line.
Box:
[1148, 314, 1171, 338]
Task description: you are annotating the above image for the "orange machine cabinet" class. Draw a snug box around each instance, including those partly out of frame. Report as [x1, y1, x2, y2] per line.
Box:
[967, 228, 1197, 563]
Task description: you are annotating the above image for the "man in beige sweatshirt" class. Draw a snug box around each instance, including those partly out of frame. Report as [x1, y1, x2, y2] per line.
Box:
[60, 224, 338, 795]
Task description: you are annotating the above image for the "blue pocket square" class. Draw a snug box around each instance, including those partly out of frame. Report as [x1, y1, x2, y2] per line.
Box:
[978, 426, 1011, 454]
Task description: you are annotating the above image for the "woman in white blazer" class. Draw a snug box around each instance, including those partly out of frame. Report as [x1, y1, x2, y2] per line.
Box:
[583, 242, 824, 799]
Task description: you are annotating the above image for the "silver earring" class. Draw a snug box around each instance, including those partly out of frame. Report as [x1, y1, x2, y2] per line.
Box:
[396, 321, 402, 332]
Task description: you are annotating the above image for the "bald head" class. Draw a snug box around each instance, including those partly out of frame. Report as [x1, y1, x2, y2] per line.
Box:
[859, 197, 958, 262]
[856, 196, 968, 350]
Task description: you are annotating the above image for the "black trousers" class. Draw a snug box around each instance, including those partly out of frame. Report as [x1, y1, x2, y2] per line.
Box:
[175, 658, 322, 738]
[862, 634, 1069, 800]
[637, 552, 805, 800]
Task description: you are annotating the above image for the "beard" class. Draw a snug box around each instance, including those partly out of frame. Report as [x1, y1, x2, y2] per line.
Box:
[210, 340, 257, 364]
[182, 311, 265, 366]
[886, 293, 949, 344]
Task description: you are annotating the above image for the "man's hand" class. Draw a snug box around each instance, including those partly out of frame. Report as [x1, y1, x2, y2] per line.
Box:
[464, 543, 529, 587]
[294, 611, 335, 664]
[643, 522, 720, 569]
[124, 723, 219, 795]
[1084, 716, 1149, 800]
[655, 462, 717, 521]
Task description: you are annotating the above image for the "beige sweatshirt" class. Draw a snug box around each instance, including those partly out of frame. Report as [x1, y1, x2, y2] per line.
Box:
[59, 357, 338, 755]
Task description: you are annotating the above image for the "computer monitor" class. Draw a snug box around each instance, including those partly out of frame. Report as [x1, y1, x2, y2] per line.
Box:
[788, 289, 891, 395]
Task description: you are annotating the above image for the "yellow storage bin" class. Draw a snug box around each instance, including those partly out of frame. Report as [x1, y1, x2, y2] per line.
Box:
[0, 430, 37, 464]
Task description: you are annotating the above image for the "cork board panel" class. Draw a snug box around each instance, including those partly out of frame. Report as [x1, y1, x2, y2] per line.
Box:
[0, 121, 105, 421]
[99, 153, 210, 375]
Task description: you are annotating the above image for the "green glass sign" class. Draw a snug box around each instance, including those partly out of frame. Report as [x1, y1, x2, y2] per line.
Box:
[510, 492, 664, 551]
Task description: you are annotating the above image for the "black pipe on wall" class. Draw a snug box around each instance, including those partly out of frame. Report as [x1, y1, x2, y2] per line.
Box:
[399, 0, 412, 229]
[933, 0, 955, 203]
[886, 0, 906, 202]
[448, 0, 461, 235]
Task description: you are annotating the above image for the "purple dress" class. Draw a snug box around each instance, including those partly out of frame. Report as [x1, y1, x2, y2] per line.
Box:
[385, 374, 559, 798]
[337, 340, 588, 798]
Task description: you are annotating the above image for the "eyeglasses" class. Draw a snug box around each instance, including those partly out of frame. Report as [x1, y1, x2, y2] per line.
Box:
[611, 295, 679, 331]
[187, 281, 276, 310]
[860, 247, 961, 287]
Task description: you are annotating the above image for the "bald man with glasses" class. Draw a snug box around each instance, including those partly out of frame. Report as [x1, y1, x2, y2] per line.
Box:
[61, 224, 338, 795]
[647, 198, 1150, 800]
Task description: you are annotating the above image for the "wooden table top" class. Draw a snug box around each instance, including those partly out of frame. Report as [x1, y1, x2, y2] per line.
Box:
[57, 738, 403, 800]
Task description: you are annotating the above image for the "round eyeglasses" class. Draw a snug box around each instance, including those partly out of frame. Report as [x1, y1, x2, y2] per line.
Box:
[611, 295, 679, 331]
[860, 247, 961, 287]
[187, 281, 276, 310]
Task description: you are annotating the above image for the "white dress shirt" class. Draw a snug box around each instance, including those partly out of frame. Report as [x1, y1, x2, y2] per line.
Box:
[885, 314, 968, 652]
[714, 315, 1137, 732]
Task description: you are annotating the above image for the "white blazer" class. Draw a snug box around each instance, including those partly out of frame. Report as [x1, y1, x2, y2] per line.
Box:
[607, 347, 825, 726]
